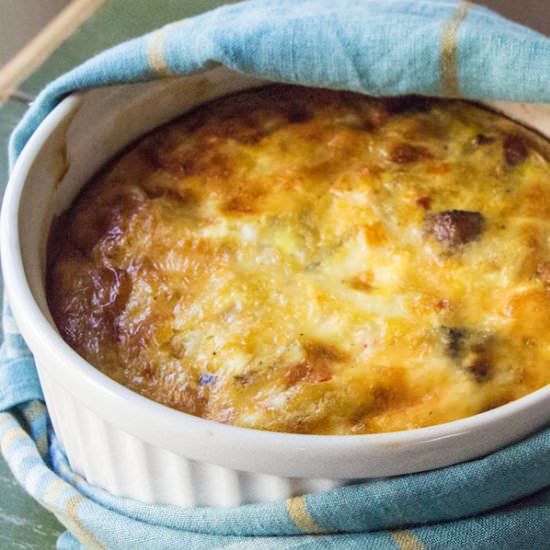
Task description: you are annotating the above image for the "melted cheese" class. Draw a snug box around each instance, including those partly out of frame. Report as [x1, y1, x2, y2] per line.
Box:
[47, 86, 550, 434]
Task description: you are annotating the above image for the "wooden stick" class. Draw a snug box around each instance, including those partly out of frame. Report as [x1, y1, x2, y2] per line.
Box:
[0, 0, 105, 104]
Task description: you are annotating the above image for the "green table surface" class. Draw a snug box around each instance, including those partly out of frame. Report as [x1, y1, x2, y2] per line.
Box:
[0, 1, 547, 548]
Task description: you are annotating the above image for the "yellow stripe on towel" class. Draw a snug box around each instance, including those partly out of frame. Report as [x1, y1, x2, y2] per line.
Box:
[43, 478, 69, 509]
[146, 21, 184, 77]
[65, 495, 107, 550]
[43, 481, 106, 549]
[286, 495, 325, 534]
[392, 530, 425, 550]
[35, 434, 49, 457]
[440, 1, 472, 97]
[23, 400, 46, 424]
[1, 426, 26, 452]
[0, 412, 12, 428]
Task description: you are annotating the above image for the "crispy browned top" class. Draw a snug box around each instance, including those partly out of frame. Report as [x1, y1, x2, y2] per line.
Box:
[48, 85, 550, 434]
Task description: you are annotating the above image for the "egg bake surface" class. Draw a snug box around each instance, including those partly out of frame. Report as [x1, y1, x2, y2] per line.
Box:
[47, 85, 550, 434]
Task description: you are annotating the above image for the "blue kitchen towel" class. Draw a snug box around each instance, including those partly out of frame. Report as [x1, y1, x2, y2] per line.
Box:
[2, 1, 550, 548]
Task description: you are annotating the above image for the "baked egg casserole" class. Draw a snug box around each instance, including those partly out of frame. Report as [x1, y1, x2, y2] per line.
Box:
[47, 85, 550, 434]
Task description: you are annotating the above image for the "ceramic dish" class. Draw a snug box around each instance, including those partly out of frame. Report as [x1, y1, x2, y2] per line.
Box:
[3, 66, 550, 507]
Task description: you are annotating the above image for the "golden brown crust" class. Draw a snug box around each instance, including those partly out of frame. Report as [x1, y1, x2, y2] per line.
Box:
[47, 85, 550, 434]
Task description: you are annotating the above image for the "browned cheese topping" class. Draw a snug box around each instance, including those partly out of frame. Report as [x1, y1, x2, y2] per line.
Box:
[47, 85, 550, 434]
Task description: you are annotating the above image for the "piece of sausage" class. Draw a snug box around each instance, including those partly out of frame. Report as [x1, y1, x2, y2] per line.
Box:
[474, 133, 495, 146]
[285, 342, 346, 387]
[425, 210, 485, 248]
[441, 327, 466, 358]
[440, 326, 494, 382]
[467, 359, 492, 383]
[389, 143, 431, 164]
[503, 134, 528, 166]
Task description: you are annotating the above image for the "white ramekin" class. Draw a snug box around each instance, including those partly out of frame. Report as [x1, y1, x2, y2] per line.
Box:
[3, 66, 550, 507]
